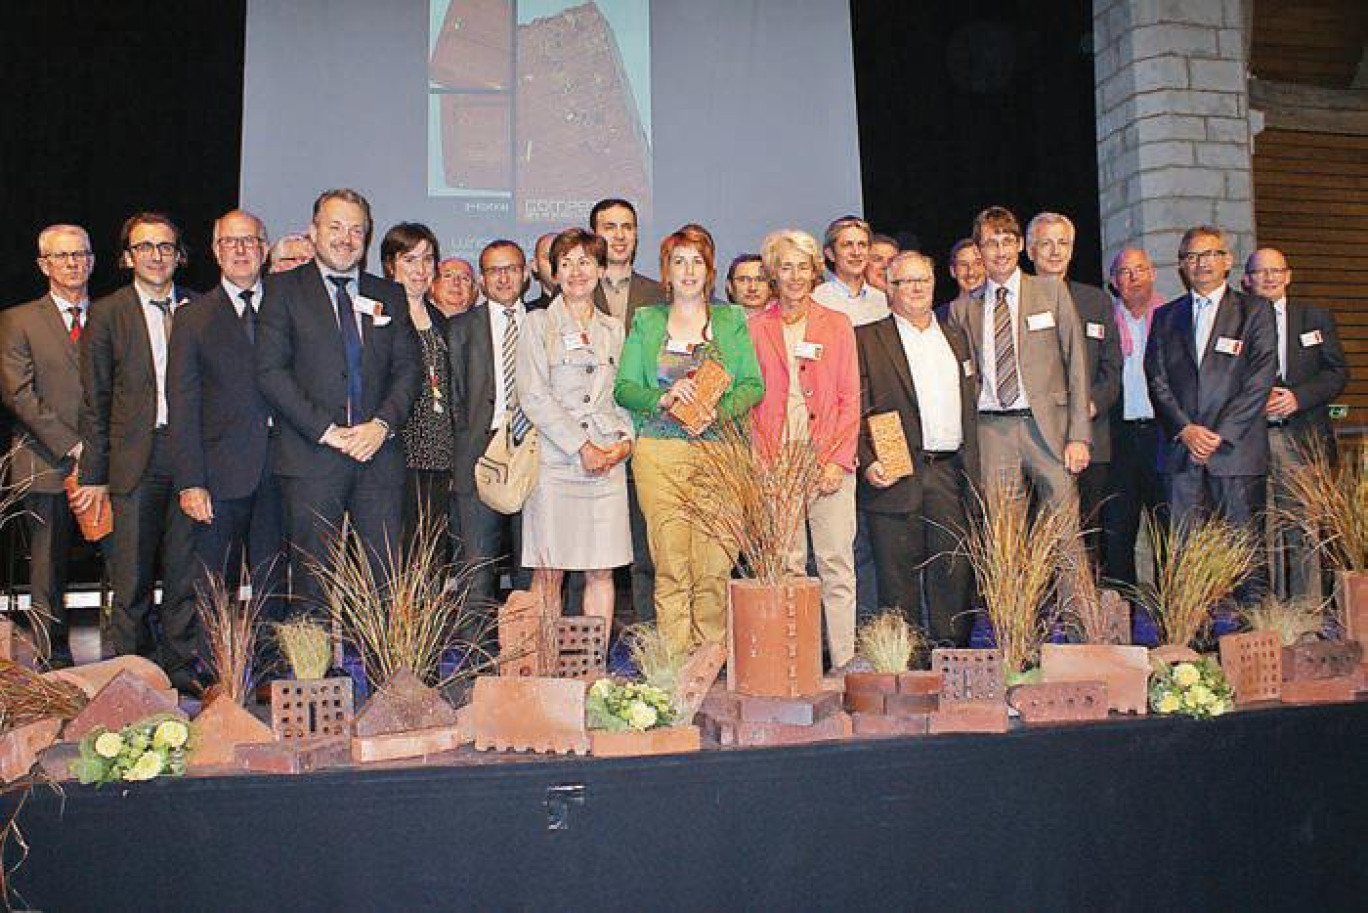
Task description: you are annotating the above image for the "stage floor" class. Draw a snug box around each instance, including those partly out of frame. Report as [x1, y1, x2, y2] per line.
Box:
[4, 700, 1365, 912]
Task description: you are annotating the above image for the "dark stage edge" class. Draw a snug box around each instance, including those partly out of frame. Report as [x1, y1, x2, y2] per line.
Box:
[4, 702, 1365, 913]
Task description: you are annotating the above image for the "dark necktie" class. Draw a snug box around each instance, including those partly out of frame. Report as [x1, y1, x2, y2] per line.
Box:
[501, 306, 531, 441]
[68, 307, 83, 344]
[239, 289, 256, 343]
[149, 298, 173, 345]
[993, 286, 1019, 407]
[328, 276, 364, 424]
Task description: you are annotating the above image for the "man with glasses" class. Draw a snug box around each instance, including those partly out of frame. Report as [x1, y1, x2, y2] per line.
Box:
[168, 210, 286, 681]
[76, 212, 202, 689]
[0, 225, 105, 666]
[725, 254, 770, 311]
[256, 189, 420, 619]
[1242, 247, 1347, 601]
[1146, 226, 1277, 604]
[447, 240, 534, 613]
[430, 257, 477, 319]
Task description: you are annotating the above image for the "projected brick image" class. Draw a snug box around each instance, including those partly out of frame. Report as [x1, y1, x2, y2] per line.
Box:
[515, 2, 651, 224]
[427, 0, 651, 221]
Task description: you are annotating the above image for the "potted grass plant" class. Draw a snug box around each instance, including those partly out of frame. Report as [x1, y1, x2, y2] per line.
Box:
[668, 417, 827, 698]
[844, 612, 923, 714]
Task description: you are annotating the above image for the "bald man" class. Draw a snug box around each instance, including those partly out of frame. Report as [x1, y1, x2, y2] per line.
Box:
[431, 257, 477, 318]
[1243, 247, 1347, 601]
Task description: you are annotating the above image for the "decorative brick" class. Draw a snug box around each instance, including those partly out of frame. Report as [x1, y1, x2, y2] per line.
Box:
[728, 578, 823, 698]
[1009, 682, 1109, 725]
[852, 712, 929, 738]
[1, 718, 62, 783]
[897, 671, 943, 695]
[46, 656, 171, 698]
[1219, 631, 1283, 705]
[235, 737, 349, 775]
[843, 690, 886, 715]
[736, 691, 841, 727]
[497, 590, 552, 677]
[471, 675, 590, 755]
[353, 669, 460, 737]
[62, 671, 184, 741]
[1280, 676, 1356, 706]
[731, 711, 852, 748]
[1340, 571, 1368, 654]
[929, 701, 1010, 735]
[590, 725, 701, 758]
[932, 649, 1004, 704]
[886, 693, 938, 716]
[1282, 641, 1363, 682]
[271, 677, 354, 740]
[1041, 644, 1150, 714]
[188, 696, 274, 768]
[351, 725, 466, 763]
[673, 643, 727, 722]
[556, 616, 607, 680]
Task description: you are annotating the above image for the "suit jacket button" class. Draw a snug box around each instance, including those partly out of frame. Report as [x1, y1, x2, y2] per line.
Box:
[582, 395, 591, 404]
[586, 365, 595, 374]
[581, 421, 589, 430]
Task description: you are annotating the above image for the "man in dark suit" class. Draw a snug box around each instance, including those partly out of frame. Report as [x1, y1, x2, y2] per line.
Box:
[447, 240, 534, 619]
[949, 206, 1092, 509]
[1026, 212, 1122, 565]
[256, 189, 420, 616]
[589, 197, 662, 622]
[75, 212, 200, 688]
[169, 209, 286, 675]
[1244, 247, 1348, 601]
[0, 224, 104, 665]
[1146, 226, 1278, 603]
[528, 232, 558, 311]
[858, 252, 979, 646]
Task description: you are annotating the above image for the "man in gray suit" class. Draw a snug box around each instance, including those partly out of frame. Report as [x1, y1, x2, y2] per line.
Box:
[949, 206, 1092, 509]
[1026, 212, 1122, 563]
[0, 224, 104, 665]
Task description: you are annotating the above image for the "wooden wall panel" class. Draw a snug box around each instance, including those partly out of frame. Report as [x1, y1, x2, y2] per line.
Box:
[1251, 0, 1368, 89]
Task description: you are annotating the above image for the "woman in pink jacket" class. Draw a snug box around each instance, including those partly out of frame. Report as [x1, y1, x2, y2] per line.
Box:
[747, 229, 861, 671]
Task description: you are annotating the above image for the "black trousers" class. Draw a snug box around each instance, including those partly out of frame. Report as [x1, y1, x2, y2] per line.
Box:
[1077, 460, 1109, 573]
[281, 465, 403, 619]
[189, 467, 287, 674]
[108, 431, 199, 675]
[453, 490, 528, 644]
[404, 467, 453, 561]
[1166, 468, 1268, 605]
[1103, 419, 1167, 588]
[865, 456, 974, 647]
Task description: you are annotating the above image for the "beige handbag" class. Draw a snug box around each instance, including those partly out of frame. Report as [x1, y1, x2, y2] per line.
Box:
[475, 421, 539, 514]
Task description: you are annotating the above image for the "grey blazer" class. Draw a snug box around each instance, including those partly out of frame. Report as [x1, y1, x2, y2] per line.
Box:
[0, 295, 84, 494]
[1069, 280, 1123, 464]
[949, 272, 1092, 460]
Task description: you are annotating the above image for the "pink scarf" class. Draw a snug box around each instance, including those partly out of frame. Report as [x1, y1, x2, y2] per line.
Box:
[1113, 292, 1166, 357]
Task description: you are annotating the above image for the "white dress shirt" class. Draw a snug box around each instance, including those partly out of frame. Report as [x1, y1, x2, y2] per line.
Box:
[977, 269, 1028, 411]
[222, 277, 263, 318]
[488, 299, 527, 430]
[317, 263, 365, 336]
[133, 281, 182, 427]
[49, 293, 88, 334]
[894, 313, 963, 451]
[812, 276, 889, 327]
[1193, 283, 1227, 367]
[1272, 297, 1288, 380]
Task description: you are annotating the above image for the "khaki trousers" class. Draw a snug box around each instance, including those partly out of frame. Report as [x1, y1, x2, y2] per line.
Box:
[784, 471, 857, 668]
[632, 437, 735, 653]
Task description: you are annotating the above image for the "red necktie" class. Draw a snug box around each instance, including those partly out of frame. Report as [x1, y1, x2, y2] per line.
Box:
[68, 307, 83, 344]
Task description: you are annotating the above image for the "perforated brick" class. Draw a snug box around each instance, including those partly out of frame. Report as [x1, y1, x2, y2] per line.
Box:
[556, 616, 607, 680]
[1219, 631, 1283, 705]
[1008, 681, 1108, 725]
[1040, 644, 1150, 715]
[931, 649, 1004, 704]
[271, 677, 355, 740]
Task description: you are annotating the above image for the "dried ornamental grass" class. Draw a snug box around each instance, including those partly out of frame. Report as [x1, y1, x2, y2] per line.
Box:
[196, 571, 265, 705]
[964, 481, 1079, 674]
[1242, 597, 1328, 647]
[1140, 511, 1257, 649]
[276, 620, 333, 681]
[856, 611, 922, 673]
[1278, 439, 1368, 573]
[666, 417, 826, 585]
[1061, 548, 1108, 644]
[623, 623, 687, 693]
[0, 659, 87, 732]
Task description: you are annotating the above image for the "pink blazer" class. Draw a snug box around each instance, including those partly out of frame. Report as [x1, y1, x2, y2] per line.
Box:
[747, 300, 860, 471]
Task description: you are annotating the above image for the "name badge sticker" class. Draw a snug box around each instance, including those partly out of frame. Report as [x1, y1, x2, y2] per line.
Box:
[1026, 311, 1056, 331]
[665, 338, 693, 355]
[795, 341, 824, 361]
[354, 295, 391, 326]
[1214, 336, 1243, 356]
[1300, 330, 1324, 347]
[962, 359, 975, 378]
[1086, 321, 1106, 340]
[563, 332, 590, 351]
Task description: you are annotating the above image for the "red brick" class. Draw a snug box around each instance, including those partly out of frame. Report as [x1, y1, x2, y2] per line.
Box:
[46, 656, 171, 698]
[929, 701, 1010, 734]
[843, 689, 887, 715]
[1, 718, 62, 783]
[1282, 641, 1362, 682]
[698, 683, 736, 721]
[897, 671, 944, 696]
[885, 692, 938, 716]
[731, 711, 853, 747]
[37, 741, 80, 782]
[352, 725, 467, 763]
[471, 675, 589, 754]
[1220, 632, 1283, 705]
[1281, 676, 1356, 705]
[62, 671, 183, 741]
[188, 696, 274, 768]
[271, 677, 354, 740]
[673, 643, 727, 722]
[932, 648, 1005, 704]
[1009, 681, 1108, 725]
[1040, 644, 1149, 715]
[851, 712, 929, 737]
[591, 725, 701, 758]
[736, 691, 841, 726]
[235, 737, 349, 775]
[844, 672, 899, 695]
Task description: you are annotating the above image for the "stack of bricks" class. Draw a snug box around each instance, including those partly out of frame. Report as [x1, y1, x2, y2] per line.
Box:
[696, 686, 851, 748]
[1093, 0, 1255, 297]
[843, 670, 942, 737]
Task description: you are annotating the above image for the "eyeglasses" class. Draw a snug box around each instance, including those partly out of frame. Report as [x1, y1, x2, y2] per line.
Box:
[979, 238, 1019, 253]
[1179, 249, 1227, 265]
[482, 264, 522, 277]
[439, 272, 473, 285]
[1246, 267, 1288, 279]
[128, 241, 178, 258]
[1113, 267, 1151, 280]
[889, 277, 934, 288]
[215, 236, 265, 252]
[41, 251, 93, 264]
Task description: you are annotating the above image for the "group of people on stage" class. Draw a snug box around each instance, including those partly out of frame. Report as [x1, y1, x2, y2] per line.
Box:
[0, 188, 1347, 691]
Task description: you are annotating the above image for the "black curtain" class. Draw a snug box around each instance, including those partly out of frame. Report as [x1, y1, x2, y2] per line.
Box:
[0, 1, 247, 307]
[850, 0, 1103, 284]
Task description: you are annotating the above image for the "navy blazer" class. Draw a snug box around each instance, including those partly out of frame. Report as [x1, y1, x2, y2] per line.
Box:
[255, 264, 419, 483]
[1280, 298, 1348, 457]
[1145, 287, 1277, 477]
[167, 285, 272, 499]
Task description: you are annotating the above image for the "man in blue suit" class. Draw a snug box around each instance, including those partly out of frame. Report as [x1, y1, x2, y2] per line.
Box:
[1145, 225, 1277, 602]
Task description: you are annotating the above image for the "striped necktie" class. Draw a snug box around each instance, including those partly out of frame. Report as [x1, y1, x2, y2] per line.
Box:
[993, 286, 1019, 407]
[502, 306, 531, 441]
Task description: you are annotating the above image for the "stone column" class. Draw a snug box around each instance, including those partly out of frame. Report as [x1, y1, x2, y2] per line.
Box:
[1093, 0, 1254, 298]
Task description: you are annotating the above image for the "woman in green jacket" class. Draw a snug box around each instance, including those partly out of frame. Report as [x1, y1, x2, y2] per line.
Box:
[614, 225, 764, 653]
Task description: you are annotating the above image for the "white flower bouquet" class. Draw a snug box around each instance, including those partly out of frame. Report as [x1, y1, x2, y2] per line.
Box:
[585, 678, 677, 732]
[70, 713, 194, 785]
[1148, 658, 1234, 719]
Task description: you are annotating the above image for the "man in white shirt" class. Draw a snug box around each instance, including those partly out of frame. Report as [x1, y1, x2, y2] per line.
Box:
[812, 216, 890, 328]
